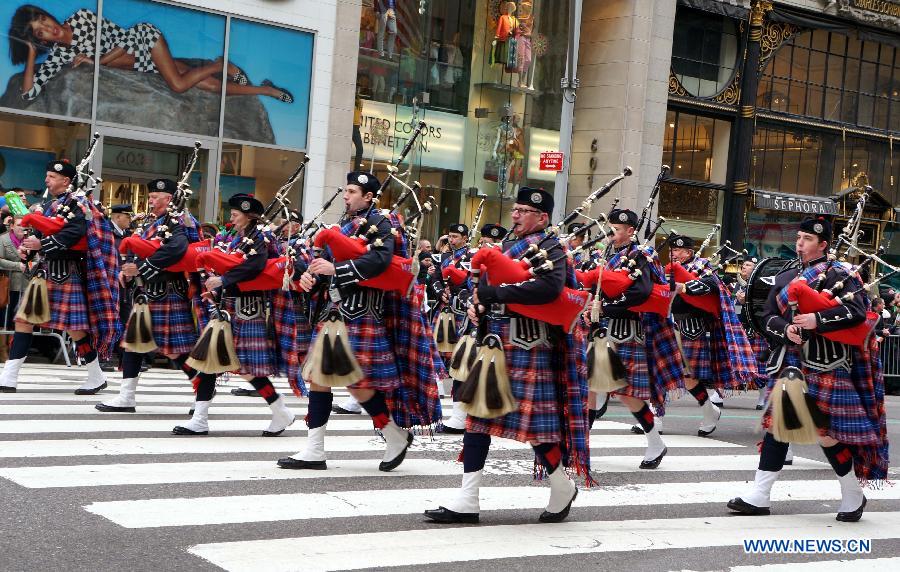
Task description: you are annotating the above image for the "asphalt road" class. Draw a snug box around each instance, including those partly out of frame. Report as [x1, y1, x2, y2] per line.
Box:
[1, 364, 899, 572]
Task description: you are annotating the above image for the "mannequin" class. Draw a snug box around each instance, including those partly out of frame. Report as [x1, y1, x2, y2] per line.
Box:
[516, 0, 535, 88]
[491, 2, 518, 70]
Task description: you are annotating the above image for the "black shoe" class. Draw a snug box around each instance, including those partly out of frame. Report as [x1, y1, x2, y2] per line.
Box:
[639, 447, 667, 469]
[277, 457, 327, 470]
[631, 425, 663, 435]
[379, 432, 414, 472]
[538, 488, 578, 523]
[0, 386, 16, 393]
[231, 387, 260, 397]
[596, 395, 610, 419]
[424, 506, 479, 524]
[95, 403, 136, 413]
[783, 459, 793, 466]
[438, 425, 465, 434]
[172, 425, 208, 435]
[262, 428, 287, 437]
[727, 497, 771, 515]
[74, 381, 107, 395]
[140, 364, 150, 372]
[755, 404, 764, 410]
[836, 496, 866, 522]
[331, 405, 360, 414]
[99, 362, 118, 373]
[698, 426, 717, 437]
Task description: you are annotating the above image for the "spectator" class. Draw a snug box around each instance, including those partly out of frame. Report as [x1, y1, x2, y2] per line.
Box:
[0, 217, 27, 362]
[417, 239, 432, 254]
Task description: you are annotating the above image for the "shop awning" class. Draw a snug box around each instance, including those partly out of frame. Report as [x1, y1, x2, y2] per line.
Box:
[753, 190, 837, 215]
[677, 0, 749, 19]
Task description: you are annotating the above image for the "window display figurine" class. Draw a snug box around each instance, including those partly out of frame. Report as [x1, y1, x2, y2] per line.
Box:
[516, 0, 536, 89]
[491, 2, 518, 73]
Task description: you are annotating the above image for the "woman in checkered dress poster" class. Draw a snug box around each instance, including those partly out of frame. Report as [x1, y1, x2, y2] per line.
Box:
[7, 4, 294, 103]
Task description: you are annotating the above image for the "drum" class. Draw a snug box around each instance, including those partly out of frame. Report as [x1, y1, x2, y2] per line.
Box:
[745, 257, 796, 339]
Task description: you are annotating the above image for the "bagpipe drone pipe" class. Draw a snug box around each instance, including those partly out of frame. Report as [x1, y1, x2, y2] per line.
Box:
[468, 244, 591, 334]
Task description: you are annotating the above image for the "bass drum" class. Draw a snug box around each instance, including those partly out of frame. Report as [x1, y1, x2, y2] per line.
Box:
[745, 257, 796, 339]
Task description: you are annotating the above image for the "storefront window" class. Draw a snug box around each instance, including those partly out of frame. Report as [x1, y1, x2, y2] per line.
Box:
[217, 143, 305, 226]
[0, 111, 89, 205]
[670, 6, 739, 98]
[663, 109, 730, 184]
[0, 1, 99, 120]
[353, 0, 569, 239]
[759, 29, 899, 132]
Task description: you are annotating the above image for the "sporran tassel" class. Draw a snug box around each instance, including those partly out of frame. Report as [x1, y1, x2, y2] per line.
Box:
[122, 300, 158, 354]
[770, 367, 819, 444]
[16, 275, 51, 325]
[459, 334, 516, 419]
[587, 334, 628, 393]
[301, 311, 363, 387]
[187, 314, 240, 374]
[434, 308, 458, 353]
[448, 333, 475, 380]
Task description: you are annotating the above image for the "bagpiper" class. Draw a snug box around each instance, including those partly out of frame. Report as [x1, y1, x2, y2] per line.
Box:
[278, 171, 441, 471]
[425, 187, 592, 525]
[729, 257, 770, 409]
[0, 159, 119, 394]
[96, 179, 200, 413]
[173, 193, 296, 436]
[728, 217, 888, 521]
[668, 233, 757, 436]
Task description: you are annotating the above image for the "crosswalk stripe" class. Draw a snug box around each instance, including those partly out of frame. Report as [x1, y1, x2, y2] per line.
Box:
[0, 417, 636, 435]
[0, 433, 740, 459]
[0, 455, 828, 488]
[729, 558, 900, 571]
[84, 479, 899, 528]
[187, 512, 900, 572]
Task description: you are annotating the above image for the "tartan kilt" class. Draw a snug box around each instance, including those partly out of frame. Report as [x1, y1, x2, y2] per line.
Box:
[143, 287, 197, 356]
[222, 296, 276, 377]
[16, 261, 90, 331]
[610, 336, 651, 402]
[466, 318, 564, 444]
[681, 334, 712, 382]
[762, 346, 881, 447]
[748, 332, 770, 388]
[310, 306, 401, 392]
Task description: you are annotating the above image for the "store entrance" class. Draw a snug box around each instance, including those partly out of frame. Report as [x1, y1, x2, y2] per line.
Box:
[97, 135, 211, 218]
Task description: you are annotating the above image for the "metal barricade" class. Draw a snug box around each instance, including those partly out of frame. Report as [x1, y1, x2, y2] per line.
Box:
[0, 300, 72, 367]
[879, 334, 900, 394]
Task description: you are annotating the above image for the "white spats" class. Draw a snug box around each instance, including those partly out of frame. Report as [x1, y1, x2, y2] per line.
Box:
[445, 470, 481, 515]
[699, 400, 721, 435]
[335, 394, 362, 413]
[264, 396, 296, 435]
[380, 421, 412, 466]
[836, 469, 865, 514]
[296, 425, 327, 462]
[0, 357, 25, 390]
[97, 378, 138, 411]
[174, 401, 210, 435]
[739, 469, 780, 508]
[77, 357, 108, 393]
[545, 466, 576, 514]
[443, 402, 467, 431]
[644, 424, 666, 462]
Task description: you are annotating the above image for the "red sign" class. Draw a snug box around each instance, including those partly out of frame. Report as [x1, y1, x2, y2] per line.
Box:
[539, 151, 565, 171]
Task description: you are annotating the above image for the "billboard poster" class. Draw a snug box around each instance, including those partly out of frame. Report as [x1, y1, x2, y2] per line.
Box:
[224, 18, 313, 150]
[0, 1, 98, 119]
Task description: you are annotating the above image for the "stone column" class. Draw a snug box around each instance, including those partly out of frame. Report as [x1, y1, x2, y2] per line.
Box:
[722, 0, 771, 247]
[568, 0, 676, 215]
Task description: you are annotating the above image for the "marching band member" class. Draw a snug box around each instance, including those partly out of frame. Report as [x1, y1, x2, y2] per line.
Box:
[730, 257, 770, 409]
[174, 193, 295, 436]
[277, 172, 417, 471]
[96, 179, 199, 413]
[728, 217, 888, 521]
[478, 223, 506, 246]
[425, 187, 592, 525]
[600, 209, 683, 468]
[668, 234, 756, 436]
[0, 159, 120, 394]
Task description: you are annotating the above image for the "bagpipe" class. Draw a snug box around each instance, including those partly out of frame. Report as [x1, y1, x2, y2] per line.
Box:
[303, 122, 430, 388]
[120, 142, 203, 354]
[187, 157, 308, 375]
[16, 133, 102, 325]
[664, 224, 722, 317]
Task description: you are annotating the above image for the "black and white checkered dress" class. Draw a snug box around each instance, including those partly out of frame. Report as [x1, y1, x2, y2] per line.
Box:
[23, 9, 162, 101]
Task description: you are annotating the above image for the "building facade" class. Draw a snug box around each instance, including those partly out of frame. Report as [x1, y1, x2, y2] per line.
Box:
[0, 0, 355, 223]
